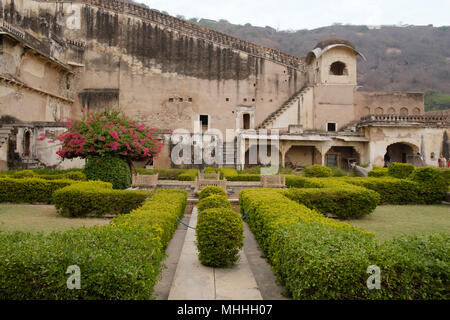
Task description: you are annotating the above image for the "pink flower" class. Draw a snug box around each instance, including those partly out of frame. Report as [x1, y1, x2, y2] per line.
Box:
[110, 142, 121, 150]
[110, 130, 119, 140]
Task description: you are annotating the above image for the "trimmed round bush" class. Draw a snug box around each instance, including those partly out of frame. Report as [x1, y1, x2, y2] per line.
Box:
[84, 156, 131, 189]
[198, 186, 227, 200]
[388, 162, 415, 179]
[196, 207, 244, 267]
[303, 165, 332, 177]
[409, 167, 447, 204]
[198, 195, 232, 212]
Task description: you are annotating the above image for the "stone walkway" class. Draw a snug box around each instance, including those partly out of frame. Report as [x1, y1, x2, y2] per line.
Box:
[168, 207, 263, 300]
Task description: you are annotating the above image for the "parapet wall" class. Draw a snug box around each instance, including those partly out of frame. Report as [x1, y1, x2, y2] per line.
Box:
[37, 0, 305, 70]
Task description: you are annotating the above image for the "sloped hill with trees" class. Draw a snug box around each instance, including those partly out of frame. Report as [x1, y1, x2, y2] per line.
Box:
[186, 19, 449, 111]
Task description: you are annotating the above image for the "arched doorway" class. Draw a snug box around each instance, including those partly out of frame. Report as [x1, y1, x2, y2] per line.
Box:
[285, 146, 321, 168]
[325, 146, 360, 170]
[386, 142, 418, 164]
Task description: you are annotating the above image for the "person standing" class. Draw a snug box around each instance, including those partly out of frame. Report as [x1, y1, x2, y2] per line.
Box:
[384, 152, 391, 168]
[438, 154, 447, 168]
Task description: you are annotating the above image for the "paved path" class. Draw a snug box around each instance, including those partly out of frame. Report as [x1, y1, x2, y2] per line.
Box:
[168, 207, 262, 300]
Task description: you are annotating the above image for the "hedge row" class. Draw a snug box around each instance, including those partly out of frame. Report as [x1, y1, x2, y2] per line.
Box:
[368, 168, 388, 177]
[0, 169, 86, 181]
[135, 168, 187, 180]
[217, 168, 261, 181]
[53, 182, 150, 217]
[196, 188, 243, 267]
[239, 189, 449, 299]
[341, 177, 421, 204]
[388, 163, 415, 179]
[0, 177, 77, 203]
[283, 185, 380, 219]
[286, 170, 447, 205]
[0, 189, 188, 299]
[177, 169, 199, 181]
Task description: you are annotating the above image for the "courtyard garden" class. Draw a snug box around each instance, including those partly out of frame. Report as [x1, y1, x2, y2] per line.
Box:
[0, 110, 448, 300]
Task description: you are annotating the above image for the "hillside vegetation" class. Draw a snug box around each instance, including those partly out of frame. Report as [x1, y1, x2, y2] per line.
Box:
[188, 19, 449, 111]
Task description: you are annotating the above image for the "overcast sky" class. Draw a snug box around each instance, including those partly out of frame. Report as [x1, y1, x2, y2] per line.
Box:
[138, 0, 449, 30]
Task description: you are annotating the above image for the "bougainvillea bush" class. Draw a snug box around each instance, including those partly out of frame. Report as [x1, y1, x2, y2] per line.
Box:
[39, 109, 162, 161]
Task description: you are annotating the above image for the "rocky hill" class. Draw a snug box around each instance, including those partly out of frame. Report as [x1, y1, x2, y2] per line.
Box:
[188, 19, 450, 111]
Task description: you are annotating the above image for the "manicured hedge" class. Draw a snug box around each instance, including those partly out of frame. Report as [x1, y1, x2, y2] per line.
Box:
[198, 186, 227, 200]
[441, 168, 450, 186]
[0, 170, 86, 181]
[283, 185, 380, 219]
[0, 177, 76, 204]
[240, 189, 449, 299]
[53, 182, 150, 217]
[303, 165, 332, 177]
[218, 168, 238, 179]
[177, 169, 199, 181]
[135, 168, 186, 180]
[203, 167, 216, 173]
[0, 189, 187, 299]
[342, 177, 420, 204]
[226, 174, 261, 181]
[388, 162, 415, 179]
[196, 207, 244, 267]
[409, 167, 448, 204]
[368, 168, 388, 177]
[84, 156, 131, 189]
[197, 195, 232, 212]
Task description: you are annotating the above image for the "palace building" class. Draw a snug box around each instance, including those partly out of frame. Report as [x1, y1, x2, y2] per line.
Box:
[0, 0, 448, 171]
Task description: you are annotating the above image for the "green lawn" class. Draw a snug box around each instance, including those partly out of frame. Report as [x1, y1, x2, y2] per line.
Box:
[348, 205, 450, 242]
[0, 204, 111, 234]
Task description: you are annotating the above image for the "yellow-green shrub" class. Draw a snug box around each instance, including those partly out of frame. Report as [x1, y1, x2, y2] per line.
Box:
[240, 189, 448, 299]
[283, 185, 380, 219]
[303, 165, 332, 177]
[198, 186, 227, 200]
[0, 177, 76, 203]
[409, 167, 448, 204]
[197, 195, 232, 212]
[177, 169, 199, 181]
[0, 189, 187, 299]
[196, 207, 243, 267]
[388, 162, 415, 179]
[53, 182, 149, 217]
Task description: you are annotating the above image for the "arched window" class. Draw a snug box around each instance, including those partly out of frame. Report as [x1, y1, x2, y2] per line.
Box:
[329, 61, 347, 76]
[243, 113, 250, 130]
[412, 108, 420, 115]
[375, 107, 384, 115]
[24, 131, 31, 157]
[387, 107, 396, 114]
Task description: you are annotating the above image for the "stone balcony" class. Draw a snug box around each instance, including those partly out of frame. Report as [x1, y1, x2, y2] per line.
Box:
[357, 114, 450, 128]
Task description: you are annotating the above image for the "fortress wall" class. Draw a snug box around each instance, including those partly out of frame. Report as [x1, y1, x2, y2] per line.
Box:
[1, 0, 306, 134]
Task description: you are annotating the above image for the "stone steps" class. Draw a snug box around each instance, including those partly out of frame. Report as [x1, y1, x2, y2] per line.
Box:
[257, 86, 311, 130]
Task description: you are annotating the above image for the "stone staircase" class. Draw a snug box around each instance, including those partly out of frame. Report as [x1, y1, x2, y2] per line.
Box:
[257, 86, 311, 130]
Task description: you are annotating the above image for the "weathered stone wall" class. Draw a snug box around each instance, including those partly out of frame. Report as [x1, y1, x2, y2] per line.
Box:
[355, 91, 425, 119]
[1, 0, 306, 136]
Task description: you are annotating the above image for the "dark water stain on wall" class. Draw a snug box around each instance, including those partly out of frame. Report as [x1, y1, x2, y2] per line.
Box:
[81, 7, 257, 81]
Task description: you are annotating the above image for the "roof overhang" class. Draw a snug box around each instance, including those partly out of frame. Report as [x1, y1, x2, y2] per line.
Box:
[306, 44, 367, 64]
